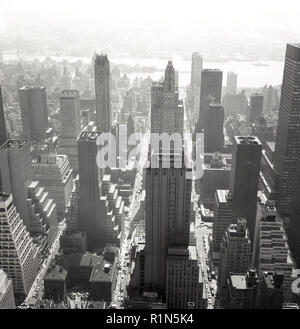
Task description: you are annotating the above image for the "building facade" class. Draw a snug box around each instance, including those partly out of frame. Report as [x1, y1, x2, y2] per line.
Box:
[0, 193, 40, 302]
[273, 43, 300, 216]
[94, 54, 111, 132]
[58, 90, 81, 173]
[18, 86, 48, 141]
[32, 153, 74, 219]
[196, 69, 222, 132]
[218, 218, 252, 303]
[151, 61, 184, 135]
[0, 269, 16, 309]
[228, 136, 262, 240]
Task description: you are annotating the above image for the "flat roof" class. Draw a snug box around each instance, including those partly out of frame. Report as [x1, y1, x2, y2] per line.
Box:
[234, 136, 262, 146]
[230, 274, 246, 290]
[216, 190, 230, 203]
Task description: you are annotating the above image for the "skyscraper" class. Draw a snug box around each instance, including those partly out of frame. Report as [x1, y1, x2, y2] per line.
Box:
[212, 190, 233, 252]
[248, 93, 264, 124]
[18, 86, 49, 141]
[0, 85, 8, 192]
[60, 90, 81, 139]
[32, 153, 74, 219]
[228, 136, 262, 240]
[0, 269, 16, 309]
[191, 52, 203, 89]
[0, 192, 39, 302]
[262, 85, 279, 113]
[274, 43, 300, 216]
[218, 218, 252, 303]
[0, 140, 33, 228]
[289, 157, 300, 266]
[78, 131, 103, 250]
[0, 140, 58, 242]
[196, 69, 222, 132]
[203, 102, 224, 152]
[58, 90, 81, 173]
[0, 86, 7, 147]
[94, 54, 111, 132]
[258, 271, 284, 309]
[226, 72, 237, 95]
[144, 149, 192, 298]
[151, 61, 184, 135]
[253, 196, 294, 303]
[225, 267, 258, 309]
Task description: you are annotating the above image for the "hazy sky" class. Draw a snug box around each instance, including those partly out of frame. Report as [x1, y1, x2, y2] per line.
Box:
[1, 0, 300, 32]
[1, 0, 300, 59]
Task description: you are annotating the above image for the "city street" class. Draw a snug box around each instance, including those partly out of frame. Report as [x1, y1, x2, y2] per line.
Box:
[23, 219, 67, 307]
[112, 121, 150, 308]
[195, 210, 217, 309]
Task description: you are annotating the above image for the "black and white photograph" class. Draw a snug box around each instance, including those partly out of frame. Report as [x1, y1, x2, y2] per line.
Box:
[0, 0, 300, 319]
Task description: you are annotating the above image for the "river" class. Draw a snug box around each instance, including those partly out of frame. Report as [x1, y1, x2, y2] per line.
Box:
[2, 53, 284, 89]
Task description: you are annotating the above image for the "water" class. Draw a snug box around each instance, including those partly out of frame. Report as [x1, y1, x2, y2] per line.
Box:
[3, 53, 284, 88]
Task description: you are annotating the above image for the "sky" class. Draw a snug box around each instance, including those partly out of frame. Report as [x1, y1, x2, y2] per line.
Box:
[1, 0, 300, 58]
[1, 0, 300, 32]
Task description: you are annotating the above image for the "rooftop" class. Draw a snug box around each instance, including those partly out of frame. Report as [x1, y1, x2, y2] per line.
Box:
[1, 139, 27, 149]
[61, 90, 80, 96]
[235, 136, 262, 146]
[216, 189, 231, 203]
[0, 192, 10, 203]
[230, 274, 247, 290]
[78, 131, 100, 141]
[44, 264, 68, 281]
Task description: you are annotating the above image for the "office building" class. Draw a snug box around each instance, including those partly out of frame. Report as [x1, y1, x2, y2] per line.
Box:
[94, 54, 111, 132]
[196, 69, 222, 132]
[222, 90, 248, 116]
[144, 149, 192, 299]
[226, 72, 237, 95]
[0, 140, 57, 242]
[253, 196, 294, 303]
[248, 93, 264, 124]
[0, 193, 40, 302]
[0, 269, 16, 309]
[65, 175, 80, 232]
[228, 136, 262, 240]
[203, 102, 224, 152]
[78, 131, 103, 250]
[191, 52, 203, 89]
[289, 159, 300, 267]
[0, 86, 7, 148]
[44, 252, 116, 304]
[197, 153, 231, 206]
[18, 86, 48, 141]
[99, 174, 124, 247]
[151, 61, 184, 135]
[252, 116, 274, 148]
[32, 153, 74, 219]
[0, 139, 33, 228]
[262, 85, 280, 113]
[225, 267, 258, 309]
[58, 90, 81, 173]
[258, 271, 284, 309]
[166, 246, 202, 309]
[212, 190, 233, 252]
[274, 43, 300, 216]
[27, 180, 58, 244]
[218, 219, 252, 302]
